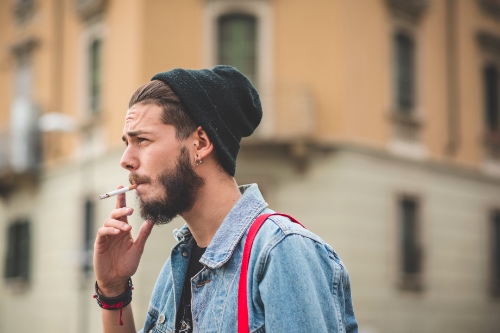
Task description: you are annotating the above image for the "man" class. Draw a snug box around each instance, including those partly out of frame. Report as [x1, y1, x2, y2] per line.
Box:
[93, 66, 358, 333]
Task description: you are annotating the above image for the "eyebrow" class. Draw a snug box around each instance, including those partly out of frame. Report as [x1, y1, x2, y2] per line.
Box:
[122, 130, 150, 142]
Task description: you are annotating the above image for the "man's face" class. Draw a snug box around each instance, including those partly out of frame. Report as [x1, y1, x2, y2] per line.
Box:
[120, 103, 204, 224]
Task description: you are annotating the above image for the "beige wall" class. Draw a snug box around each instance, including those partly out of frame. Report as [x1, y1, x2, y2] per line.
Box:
[2, 144, 500, 333]
[0, 1, 12, 130]
[2, 0, 499, 169]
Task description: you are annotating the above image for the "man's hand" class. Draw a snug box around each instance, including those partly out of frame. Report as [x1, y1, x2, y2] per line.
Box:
[94, 186, 154, 296]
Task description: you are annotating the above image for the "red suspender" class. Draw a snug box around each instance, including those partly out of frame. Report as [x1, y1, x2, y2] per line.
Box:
[238, 213, 305, 333]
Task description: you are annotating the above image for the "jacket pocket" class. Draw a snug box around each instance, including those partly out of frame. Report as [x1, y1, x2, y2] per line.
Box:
[143, 306, 170, 333]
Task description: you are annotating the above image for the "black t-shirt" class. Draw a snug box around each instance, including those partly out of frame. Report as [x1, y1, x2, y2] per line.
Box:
[175, 243, 206, 333]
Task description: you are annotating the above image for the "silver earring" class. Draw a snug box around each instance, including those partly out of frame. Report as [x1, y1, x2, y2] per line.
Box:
[195, 155, 203, 166]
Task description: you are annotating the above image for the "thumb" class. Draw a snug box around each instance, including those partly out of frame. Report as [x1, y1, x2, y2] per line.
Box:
[135, 220, 154, 252]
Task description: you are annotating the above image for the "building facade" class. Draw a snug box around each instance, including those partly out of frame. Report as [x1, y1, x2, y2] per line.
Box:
[1, 0, 500, 332]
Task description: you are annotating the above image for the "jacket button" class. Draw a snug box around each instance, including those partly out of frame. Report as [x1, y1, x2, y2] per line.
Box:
[158, 313, 165, 324]
[182, 251, 188, 257]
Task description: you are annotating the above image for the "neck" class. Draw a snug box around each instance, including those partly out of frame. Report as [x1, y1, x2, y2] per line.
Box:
[181, 175, 241, 248]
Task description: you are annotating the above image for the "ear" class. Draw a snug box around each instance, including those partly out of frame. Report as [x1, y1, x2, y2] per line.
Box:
[191, 126, 214, 161]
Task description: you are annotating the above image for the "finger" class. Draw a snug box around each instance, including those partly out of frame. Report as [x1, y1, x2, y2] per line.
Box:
[115, 186, 127, 209]
[110, 207, 134, 220]
[95, 226, 124, 244]
[103, 218, 132, 231]
[115, 186, 128, 222]
[134, 220, 154, 253]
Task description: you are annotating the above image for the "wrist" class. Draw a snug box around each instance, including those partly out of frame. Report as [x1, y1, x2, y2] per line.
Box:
[96, 279, 131, 297]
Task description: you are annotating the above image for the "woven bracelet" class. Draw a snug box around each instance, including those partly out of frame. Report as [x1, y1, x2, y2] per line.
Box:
[93, 278, 133, 326]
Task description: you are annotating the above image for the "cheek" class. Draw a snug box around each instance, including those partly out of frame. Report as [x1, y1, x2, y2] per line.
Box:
[141, 144, 181, 177]
[148, 158, 172, 181]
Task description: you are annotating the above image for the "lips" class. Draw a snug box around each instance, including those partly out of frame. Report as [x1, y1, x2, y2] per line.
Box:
[134, 182, 150, 195]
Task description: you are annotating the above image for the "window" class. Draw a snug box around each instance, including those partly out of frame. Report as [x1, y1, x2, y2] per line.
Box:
[14, 0, 35, 22]
[217, 14, 257, 84]
[204, 0, 274, 136]
[4, 219, 31, 282]
[82, 198, 95, 274]
[79, 21, 105, 120]
[477, 32, 500, 162]
[483, 64, 499, 133]
[88, 37, 102, 115]
[10, 49, 39, 173]
[78, 22, 106, 159]
[394, 32, 415, 113]
[398, 196, 423, 290]
[491, 210, 500, 296]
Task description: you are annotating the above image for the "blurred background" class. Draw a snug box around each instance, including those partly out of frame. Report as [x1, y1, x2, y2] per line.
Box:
[1, 0, 500, 332]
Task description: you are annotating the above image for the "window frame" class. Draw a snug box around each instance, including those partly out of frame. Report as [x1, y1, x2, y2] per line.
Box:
[490, 209, 500, 297]
[4, 218, 31, 285]
[10, 46, 40, 173]
[78, 19, 106, 122]
[76, 19, 107, 160]
[394, 193, 425, 292]
[483, 64, 500, 131]
[387, 17, 427, 160]
[477, 31, 500, 167]
[82, 197, 95, 274]
[203, 0, 274, 136]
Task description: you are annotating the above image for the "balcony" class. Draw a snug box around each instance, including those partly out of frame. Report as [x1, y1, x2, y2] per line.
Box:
[249, 83, 315, 143]
[0, 128, 41, 197]
[241, 83, 316, 170]
[478, 0, 500, 20]
[484, 130, 500, 159]
[74, 0, 107, 20]
[386, 0, 429, 22]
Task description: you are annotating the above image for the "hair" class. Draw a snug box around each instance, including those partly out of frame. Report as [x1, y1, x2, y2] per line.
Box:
[128, 80, 197, 140]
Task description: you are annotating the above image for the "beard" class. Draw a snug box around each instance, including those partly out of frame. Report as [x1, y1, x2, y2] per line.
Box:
[130, 146, 205, 225]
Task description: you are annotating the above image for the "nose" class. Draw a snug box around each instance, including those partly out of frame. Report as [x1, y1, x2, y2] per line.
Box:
[120, 146, 137, 171]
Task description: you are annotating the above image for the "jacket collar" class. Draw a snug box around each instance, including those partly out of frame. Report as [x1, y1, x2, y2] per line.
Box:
[174, 184, 267, 269]
[202, 183, 268, 268]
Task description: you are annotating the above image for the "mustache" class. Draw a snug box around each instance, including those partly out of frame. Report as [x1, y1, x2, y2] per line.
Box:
[129, 173, 152, 185]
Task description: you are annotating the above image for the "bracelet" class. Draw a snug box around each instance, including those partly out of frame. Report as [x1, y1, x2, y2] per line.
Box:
[93, 278, 133, 326]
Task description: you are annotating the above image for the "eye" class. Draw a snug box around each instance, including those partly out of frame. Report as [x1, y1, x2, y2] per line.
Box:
[137, 137, 148, 144]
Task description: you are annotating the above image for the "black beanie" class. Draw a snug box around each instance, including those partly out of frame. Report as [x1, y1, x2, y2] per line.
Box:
[151, 65, 262, 177]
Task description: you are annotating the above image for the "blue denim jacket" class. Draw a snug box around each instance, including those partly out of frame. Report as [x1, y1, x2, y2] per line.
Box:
[139, 184, 357, 333]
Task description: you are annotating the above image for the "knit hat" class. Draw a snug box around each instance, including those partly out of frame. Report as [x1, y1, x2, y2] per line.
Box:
[151, 66, 262, 176]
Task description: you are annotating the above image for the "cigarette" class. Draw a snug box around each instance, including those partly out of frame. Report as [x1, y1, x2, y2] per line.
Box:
[99, 184, 138, 200]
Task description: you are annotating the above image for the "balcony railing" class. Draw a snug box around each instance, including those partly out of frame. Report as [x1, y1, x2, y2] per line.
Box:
[74, 0, 107, 20]
[250, 83, 316, 143]
[0, 130, 10, 174]
[0, 127, 40, 195]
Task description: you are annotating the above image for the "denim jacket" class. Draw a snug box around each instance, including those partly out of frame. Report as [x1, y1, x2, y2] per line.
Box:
[139, 184, 358, 333]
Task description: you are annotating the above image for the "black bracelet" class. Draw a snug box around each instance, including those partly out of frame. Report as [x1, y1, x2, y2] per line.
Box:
[93, 278, 133, 325]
